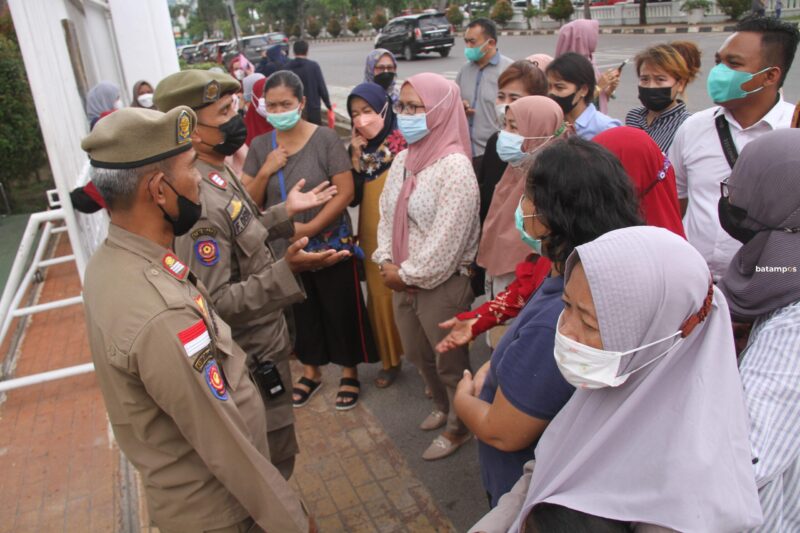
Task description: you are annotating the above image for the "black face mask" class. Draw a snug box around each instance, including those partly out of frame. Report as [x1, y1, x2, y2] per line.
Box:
[548, 92, 578, 116]
[208, 114, 248, 156]
[374, 71, 396, 90]
[638, 86, 675, 112]
[719, 196, 757, 244]
[160, 179, 202, 237]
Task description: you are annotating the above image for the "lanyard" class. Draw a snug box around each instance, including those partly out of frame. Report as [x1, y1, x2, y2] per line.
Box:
[271, 130, 287, 201]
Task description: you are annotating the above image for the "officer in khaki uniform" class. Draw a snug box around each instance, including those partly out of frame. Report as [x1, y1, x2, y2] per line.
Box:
[81, 106, 313, 533]
[154, 70, 346, 479]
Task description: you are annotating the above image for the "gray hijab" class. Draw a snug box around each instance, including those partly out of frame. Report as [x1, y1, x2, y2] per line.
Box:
[510, 226, 762, 533]
[719, 129, 800, 322]
[86, 81, 120, 122]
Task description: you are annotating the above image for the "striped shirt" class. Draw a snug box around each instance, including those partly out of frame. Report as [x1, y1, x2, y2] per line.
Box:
[739, 299, 800, 532]
[625, 102, 690, 153]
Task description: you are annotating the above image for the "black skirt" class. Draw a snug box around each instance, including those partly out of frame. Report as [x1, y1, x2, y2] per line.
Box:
[293, 258, 378, 367]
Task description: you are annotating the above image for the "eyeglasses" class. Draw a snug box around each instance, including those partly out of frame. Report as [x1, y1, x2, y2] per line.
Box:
[518, 195, 541, 218]
[393, 102, 426, 115]
[720, 177, 731, 199]
[374, 65, 396, 73]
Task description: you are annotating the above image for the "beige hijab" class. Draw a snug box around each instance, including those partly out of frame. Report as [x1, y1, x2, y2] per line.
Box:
[477, 96, 565, 276]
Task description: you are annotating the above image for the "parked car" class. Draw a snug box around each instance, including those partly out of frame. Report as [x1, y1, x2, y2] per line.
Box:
[375, 13, 454, 61]
[237, 35, 272, 63]
[265, 32, 290, 55]
[177, 44, 198, 64]
[196, 38, 225, 62]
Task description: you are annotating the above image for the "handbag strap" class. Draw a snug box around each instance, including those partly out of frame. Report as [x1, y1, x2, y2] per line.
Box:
[715, 113, 739, 169]
[271, 130, 287, 201]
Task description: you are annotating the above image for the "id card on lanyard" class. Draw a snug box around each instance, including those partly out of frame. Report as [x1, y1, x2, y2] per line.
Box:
[271, 130, 287, 201]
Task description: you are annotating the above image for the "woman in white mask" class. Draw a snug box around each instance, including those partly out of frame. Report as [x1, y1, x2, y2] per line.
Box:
[130, 80, 154, 109]
[470, 226, 763, 533]
[453, 136, 642, 508]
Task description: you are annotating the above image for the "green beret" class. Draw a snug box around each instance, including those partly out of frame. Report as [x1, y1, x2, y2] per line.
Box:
[81, 106, 196, 169]
[154, 70, 240, 112]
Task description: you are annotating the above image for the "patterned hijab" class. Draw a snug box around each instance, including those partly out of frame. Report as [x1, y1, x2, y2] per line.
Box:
[364, 49, 400, 104]
[719, 129, 800, 322]
[347, 82, 406, 180]
[510, 226, 763, 533]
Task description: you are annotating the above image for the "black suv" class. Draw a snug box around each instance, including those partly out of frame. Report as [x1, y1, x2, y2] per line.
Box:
[375, 13, 454, 61]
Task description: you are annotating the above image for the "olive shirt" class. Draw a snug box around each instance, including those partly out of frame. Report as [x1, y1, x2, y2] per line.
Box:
[83, 224, 308, 533]
[174, 160, 304, 464]
[243, 127, 353, 258]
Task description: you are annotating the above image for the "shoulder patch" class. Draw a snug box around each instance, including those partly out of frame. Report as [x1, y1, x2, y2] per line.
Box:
[178, 319, 211, 357]
[190, 227, 217, 241]
[194, 238, 220, 267]
[208, 172, 227, 190]
[226, 198, 253, 236]
[204, 359, 228, 400]
[162, 252, 188, 280]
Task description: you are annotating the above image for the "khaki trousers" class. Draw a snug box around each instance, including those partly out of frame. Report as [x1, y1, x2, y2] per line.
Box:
[393, 274, 474, 435]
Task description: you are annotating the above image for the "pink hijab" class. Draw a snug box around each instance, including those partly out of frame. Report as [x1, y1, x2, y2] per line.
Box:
[526, 53, 554, 71]
[391, 73, 471, 264]
[555, 20, 608, 113]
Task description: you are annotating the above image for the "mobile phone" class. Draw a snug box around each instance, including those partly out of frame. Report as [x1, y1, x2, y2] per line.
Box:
[618, 59, 629, 72]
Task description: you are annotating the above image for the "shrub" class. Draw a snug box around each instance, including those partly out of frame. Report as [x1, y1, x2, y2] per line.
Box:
[371, 11, 388, 31]
[446, 4, 465, 27]
[289, 23, 301, 38]
[307, 16, 322, 38]
[490, 0, 515, 27]
[547, 0, 575, 22]
[347, 15, 362, 35]
[327, 17, 342, 38]
[714, 0, 749, 17]
[0, 35, 45, 211]
[680, 0, 711, 10]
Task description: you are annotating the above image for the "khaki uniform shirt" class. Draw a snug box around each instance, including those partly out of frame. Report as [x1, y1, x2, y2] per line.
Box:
[174, 160, 304, 461]
[84, 224, 307, 533]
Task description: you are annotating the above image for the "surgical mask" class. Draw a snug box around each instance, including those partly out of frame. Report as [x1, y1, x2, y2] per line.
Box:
[202, 114, 248, 156]
[159, 179, 202, 237]
[353, 103, 387, 140]
[554, 317, 685, 389]
[396, 88, 451, 145]
[234, 69, 245, 80]
[496, 130, 555, 166]
[638, 86, 674, 112]
[137, 93, 154, 108]
[256, 97, 267, 118]
[267, 106, 302, 131]
[495, 103, 507, 125]
[514, 203, 542, 254]
[374, 71, 396, 90]
[113, 99, 122, 110]
[464, 41, 488, 62]
[706, 63, 771, 104]
[548, 92, 578, 116]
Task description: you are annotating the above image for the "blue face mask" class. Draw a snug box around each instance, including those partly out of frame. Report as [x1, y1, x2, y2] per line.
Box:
[397, 113, 429, 144]
[464, 41, 488, 62]
[706, 63, 771, 104]
[266, 106, 301, 131]
[515, 203, 542, 254]
[497, 130, 526, 164]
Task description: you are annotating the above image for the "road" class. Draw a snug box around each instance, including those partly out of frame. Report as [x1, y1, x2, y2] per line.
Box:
[313, 32, 800, 118]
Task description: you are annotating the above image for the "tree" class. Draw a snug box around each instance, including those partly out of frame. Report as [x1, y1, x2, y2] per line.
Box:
[347, 15, 362, 35]
[327, 17, 342, 37]
[523, 6, 543, 29]
[715, 0, 750, 19]
[490, 0, 515, 27]
[583, 0, 591, 20]
[307, 16, 322, 37]
[197, 0, 227, 35]
[446, 4, 464, 27]
[548, 0, 575, 23]
[371, 10, 388, 31]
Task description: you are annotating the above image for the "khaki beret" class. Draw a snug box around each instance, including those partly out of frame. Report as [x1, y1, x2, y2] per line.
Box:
[154, 70, 240, 112]
[81, 106, 196, 169]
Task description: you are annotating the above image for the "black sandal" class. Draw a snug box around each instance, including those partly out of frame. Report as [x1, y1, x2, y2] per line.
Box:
[292, 376, 322, 408]
[335, 377, 360, 411]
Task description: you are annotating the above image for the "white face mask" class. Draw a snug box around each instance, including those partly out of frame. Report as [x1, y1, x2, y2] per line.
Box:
[137, 93, 154, 108]
[553, 311, 684, 389]
[256, 97, 267, 118]
[495, 103, 507, 126]
[113, 99, 122, 110]
[234, 69, 245, 80]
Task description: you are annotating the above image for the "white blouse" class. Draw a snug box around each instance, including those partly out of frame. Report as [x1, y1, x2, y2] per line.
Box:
[373, 150, 479, 291]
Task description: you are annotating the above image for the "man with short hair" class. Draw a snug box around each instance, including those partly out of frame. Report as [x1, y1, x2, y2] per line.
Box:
[154, 69, 346, 480]
[455, 18, 513, 171]
[81, 106, 313, 532]
[286, 40, 332, 125]
[669, 15, 799, 281]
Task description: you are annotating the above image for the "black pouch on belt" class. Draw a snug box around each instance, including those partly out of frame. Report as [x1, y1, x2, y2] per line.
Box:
[252, 361, 286, 399]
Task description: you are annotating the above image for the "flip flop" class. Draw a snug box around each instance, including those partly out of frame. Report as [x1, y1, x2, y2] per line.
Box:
[374, 365, 400, 388]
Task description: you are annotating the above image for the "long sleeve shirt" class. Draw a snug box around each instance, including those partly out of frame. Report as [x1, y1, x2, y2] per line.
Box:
[286, 57, 331, 116]
[373, 150, 479, 290]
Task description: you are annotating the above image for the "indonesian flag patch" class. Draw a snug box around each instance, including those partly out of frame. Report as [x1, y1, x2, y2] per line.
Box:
[162, 252, 187, 280]
[178, 319, 211, 358]
[208, 172, 227, 190]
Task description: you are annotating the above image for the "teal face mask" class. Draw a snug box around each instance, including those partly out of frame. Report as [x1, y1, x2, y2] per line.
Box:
[266, 106, 302, 130]
[464, 41, 488, 62]
[515, 202, 543, 255]
[706, 63, 771, 104]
